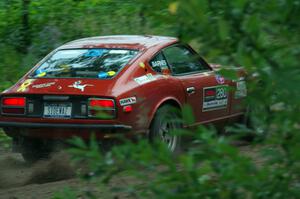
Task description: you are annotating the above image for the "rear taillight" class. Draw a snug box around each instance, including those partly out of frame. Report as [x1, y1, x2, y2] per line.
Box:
[3, 97, 26, 106]
[88, 98, 116, 119]
[1, 97, 26, 115]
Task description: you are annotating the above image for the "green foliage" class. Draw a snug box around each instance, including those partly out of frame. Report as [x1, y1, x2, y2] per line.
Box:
[52, 187, 79, 199]
[0, 130, 12, 150]
[67, 128, 300, 198]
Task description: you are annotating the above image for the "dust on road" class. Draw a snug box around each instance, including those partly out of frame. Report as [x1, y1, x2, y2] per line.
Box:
[0, 151, 76, 199]
[0, 142, 266, 199]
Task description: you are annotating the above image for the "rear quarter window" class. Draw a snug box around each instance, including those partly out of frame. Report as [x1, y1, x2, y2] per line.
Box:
[149, 52, 169, 73]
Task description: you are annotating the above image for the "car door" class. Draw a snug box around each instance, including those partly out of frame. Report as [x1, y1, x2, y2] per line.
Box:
[162, 44, 231, 124]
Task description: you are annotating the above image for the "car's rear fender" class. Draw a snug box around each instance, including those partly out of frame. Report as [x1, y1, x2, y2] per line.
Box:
[147, 97, 182, 129]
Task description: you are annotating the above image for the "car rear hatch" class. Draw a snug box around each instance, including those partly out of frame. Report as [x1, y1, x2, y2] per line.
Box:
[1, 78, 117, 120]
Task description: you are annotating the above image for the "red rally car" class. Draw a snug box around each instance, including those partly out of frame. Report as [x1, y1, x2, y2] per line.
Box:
[0, 35, 247, 161]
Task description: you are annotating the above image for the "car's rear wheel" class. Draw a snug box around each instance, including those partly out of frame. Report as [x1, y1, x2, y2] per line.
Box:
[149, 105, 182, 153]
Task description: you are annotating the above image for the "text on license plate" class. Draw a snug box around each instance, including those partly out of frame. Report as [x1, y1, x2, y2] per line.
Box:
[44, 103, 72, 118]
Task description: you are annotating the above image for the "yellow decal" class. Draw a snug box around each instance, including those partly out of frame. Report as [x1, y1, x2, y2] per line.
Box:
[17, 79, 34, 92]
[139, 62, 146, 69]
[107, 71, 116, 76]
[37, 72, 46, 77]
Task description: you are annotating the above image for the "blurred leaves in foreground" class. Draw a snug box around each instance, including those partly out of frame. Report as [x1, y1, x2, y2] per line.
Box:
[56, 0, 300, 198]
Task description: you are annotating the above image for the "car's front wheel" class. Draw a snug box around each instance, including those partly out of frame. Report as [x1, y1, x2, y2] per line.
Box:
[149, 105, 182, 153]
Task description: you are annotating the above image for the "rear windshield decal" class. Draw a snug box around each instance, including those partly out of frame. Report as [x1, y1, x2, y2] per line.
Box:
[98, 71, 116, 79]
[203, 85, 228, 111]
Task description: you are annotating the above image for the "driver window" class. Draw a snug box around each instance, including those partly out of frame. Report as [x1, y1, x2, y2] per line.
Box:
[163, 45, 209, 75]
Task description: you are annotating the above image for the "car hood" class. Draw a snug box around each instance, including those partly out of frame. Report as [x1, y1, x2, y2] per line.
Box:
[3, 78, 117, 96]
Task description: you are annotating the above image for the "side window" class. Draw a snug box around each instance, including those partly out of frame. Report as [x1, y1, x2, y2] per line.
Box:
[163, 45, 209, 75]
[149, 52, 169, 73]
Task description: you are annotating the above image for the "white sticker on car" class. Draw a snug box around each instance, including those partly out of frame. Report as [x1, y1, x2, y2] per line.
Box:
[119, 97, 137, 106]
[203, 85, 229, 111]
[68, 80, 93, 92]
[32, 82, 56, 89]
[134, 74, 156, 85]
[234, 80, 247, 99]
[151, 60, 167, 67]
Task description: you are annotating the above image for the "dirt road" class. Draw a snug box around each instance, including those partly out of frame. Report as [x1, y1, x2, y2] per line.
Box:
[0, 149, 78, 199]
[0, 141, 263, 199]
[0, 148, 126, 199]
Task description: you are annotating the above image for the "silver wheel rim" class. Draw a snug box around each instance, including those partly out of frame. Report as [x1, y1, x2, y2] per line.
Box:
[158, 119, 178, 152]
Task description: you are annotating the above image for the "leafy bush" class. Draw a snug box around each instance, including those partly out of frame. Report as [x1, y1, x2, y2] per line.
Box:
[0, 130, 12, 150]
[56, 1, 300, 198]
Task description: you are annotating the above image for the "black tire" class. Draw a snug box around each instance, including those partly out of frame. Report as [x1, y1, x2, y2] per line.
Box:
[21, 138, 52, 163]
[239, 107, 257, 142]
[149, 105, 182, 153]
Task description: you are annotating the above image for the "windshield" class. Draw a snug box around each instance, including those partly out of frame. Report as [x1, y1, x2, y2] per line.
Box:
[32, 49, 139, 79]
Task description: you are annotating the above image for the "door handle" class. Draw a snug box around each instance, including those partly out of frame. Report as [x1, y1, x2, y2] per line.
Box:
[186, 87, 195, 94]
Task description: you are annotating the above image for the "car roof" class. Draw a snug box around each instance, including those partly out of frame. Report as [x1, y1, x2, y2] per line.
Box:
[59, 35, 178, 50]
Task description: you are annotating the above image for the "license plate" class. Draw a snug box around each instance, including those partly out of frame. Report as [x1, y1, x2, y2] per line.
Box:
[43, 103, 72, 118]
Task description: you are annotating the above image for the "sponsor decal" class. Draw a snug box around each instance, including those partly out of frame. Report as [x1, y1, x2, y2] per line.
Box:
[17, 79, 35, 92]
[215, 75, 225, 84]
[134, 73, 156, 85]
[151, 60, 167, 67]
[68, 80, 93, 92]
[119, 97, 137, 106]
[234, 80, 247, 99]
[32, 82, 56, 89]
[203, 85, 228, 111]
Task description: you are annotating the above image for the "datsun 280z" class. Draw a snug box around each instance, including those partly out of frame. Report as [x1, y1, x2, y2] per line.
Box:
[0, 35, 247, 162]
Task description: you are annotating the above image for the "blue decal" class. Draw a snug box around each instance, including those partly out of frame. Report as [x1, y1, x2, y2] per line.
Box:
[35, 68, 44, 75]
[98, 72, 108, 79]
[35, 68, 46, 77]
[216, 75, 225, 84]
[84, 49, 105, 57]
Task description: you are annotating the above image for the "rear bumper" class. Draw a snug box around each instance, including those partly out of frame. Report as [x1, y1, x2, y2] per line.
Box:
[0, 121, 132, 130]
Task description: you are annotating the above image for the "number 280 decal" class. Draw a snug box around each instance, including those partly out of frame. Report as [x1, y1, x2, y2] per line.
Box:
[203, 85, 229, 111]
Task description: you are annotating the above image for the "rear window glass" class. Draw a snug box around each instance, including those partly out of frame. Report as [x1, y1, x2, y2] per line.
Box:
[32, 49, 139, 79]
